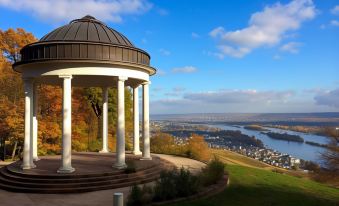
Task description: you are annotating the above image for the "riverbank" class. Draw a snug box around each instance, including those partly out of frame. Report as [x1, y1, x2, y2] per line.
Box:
[265, 125, 330, 137]
[208, 124, 328, 163]
[262, 132, 304, 143]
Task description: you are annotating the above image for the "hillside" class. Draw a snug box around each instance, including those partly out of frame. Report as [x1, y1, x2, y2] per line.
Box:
[211, 149, 308, 178]
[166, 149, 339, 206]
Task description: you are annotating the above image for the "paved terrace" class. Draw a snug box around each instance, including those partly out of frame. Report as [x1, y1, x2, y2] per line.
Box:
[0, 153, 206, 206]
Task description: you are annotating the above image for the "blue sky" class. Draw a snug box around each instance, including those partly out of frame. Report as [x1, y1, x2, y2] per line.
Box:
[0, 0, 338, 114]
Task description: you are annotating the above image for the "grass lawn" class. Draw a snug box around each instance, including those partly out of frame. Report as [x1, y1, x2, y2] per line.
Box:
[212, 149, 273, 169]
[166, 154, 339, 206]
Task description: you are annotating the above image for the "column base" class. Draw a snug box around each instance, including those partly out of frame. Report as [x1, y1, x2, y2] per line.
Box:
[132, 151, 142, 155]
[33, 157, 40, 161]
[140, 156, 152, 161]
[57, 166, 75, 174]
[113, 163, 127, 169]
[21, 163, 36, 170]
[99, 150, 110, 153]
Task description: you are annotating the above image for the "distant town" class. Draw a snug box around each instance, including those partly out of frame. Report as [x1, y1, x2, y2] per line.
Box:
[151, 120, 323, 171]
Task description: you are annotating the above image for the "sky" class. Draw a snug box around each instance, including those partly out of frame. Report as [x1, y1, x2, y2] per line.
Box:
[0, 0, 338, 114]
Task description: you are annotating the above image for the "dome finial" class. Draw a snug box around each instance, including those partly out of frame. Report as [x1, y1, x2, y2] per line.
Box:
[70, 15, 106, 26]
[82, 15, 96, 20]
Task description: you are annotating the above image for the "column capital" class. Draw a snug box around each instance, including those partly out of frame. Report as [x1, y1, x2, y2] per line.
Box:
[59, 74, 73, 79]
[118, 76, 128, 81]
[132, 84, 140, 89]
[141, 81, 151, 85]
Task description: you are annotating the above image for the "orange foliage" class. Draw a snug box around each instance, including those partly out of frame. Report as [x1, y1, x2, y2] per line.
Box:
[187, 134, 211, 162]
[0, 28, 37, 63]
[150, 132, 211, 162]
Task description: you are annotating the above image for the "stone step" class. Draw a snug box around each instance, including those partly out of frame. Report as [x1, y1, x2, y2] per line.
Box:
[0, 169, 160, 189]
[0, 155, 174, 194]
[5, 161, 159, 179]
[0, 164, 162, 183]
[0, 175, 159, 194]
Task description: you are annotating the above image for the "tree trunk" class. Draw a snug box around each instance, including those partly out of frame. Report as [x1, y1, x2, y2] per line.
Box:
[11, 140, 18, 160]
[97, 116, 102, 140]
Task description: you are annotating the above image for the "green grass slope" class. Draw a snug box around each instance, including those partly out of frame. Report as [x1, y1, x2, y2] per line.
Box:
[166, 159, 339, 206]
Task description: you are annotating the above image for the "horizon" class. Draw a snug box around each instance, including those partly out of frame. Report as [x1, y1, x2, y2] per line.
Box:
[151, 111, 339, 115]
[0, 0, 338, 114]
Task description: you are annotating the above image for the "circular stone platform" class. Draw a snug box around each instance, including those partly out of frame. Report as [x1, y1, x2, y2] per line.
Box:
[0, 153, 174, 194]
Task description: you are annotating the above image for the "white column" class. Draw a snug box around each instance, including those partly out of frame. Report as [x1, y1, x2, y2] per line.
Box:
[141, 82, 151, 160]
[100, 87, 109, 153]
[114, 76, 127, 169]
[57, 75, 75, 173]
[21, 78, 36, 169]
[132, 85, 142, 155]
[32, 83, 39, 161]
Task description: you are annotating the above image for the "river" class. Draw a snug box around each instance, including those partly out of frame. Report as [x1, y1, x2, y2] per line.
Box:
[207, 124, 329, 163]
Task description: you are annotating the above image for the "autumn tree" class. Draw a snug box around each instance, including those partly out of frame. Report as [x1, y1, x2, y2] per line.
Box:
[151, 132, 176, 154]
[0, 28, 36, 159]
[150, 132, 211, 162]
[186, 134, 211, 162]
[315, 128, 339, 186]
[0, 28, 36, 63]
[84, 87, 134, 151]
[322, 128, 339, 172]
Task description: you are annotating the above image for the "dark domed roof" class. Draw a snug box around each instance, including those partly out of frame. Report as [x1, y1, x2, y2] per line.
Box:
[40, 15, 134, 47]
[14, 15, 155, 75]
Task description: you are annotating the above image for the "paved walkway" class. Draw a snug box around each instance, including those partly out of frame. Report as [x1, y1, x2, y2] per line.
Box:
[152, 154, 206, 174]
[0, 154, 206, 206]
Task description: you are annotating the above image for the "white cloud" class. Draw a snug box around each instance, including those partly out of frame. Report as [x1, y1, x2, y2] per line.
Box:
[191, 32, 200, 38]
[149, 89, 317, 114]
[209, 27, 225, 38]
[331, 5, 339, 15]
[280, 42, 302, 54]
[0, 0, 152, 23]
[218, 45, 250, 58]
[209, 0, 316, 58]
[171, 66, 198, 73]
[159, 48, 171, 56]
[164, 87, 186, 97]
[204, 50, 225, 60]
[183, 89, 294, 104]
[314, 88, 339, 108]
[330, 20, 339, 26]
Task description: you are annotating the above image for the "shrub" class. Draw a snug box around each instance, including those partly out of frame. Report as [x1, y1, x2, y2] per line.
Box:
[200, 158, 225, 186]
[175, 167, 200, 197]
[127, 162, 226, 204]
[127, 184, 153, 206]
[153, 167, 200, 201]
[127, 184, 142, 206]
[153, 170, 178, 201]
